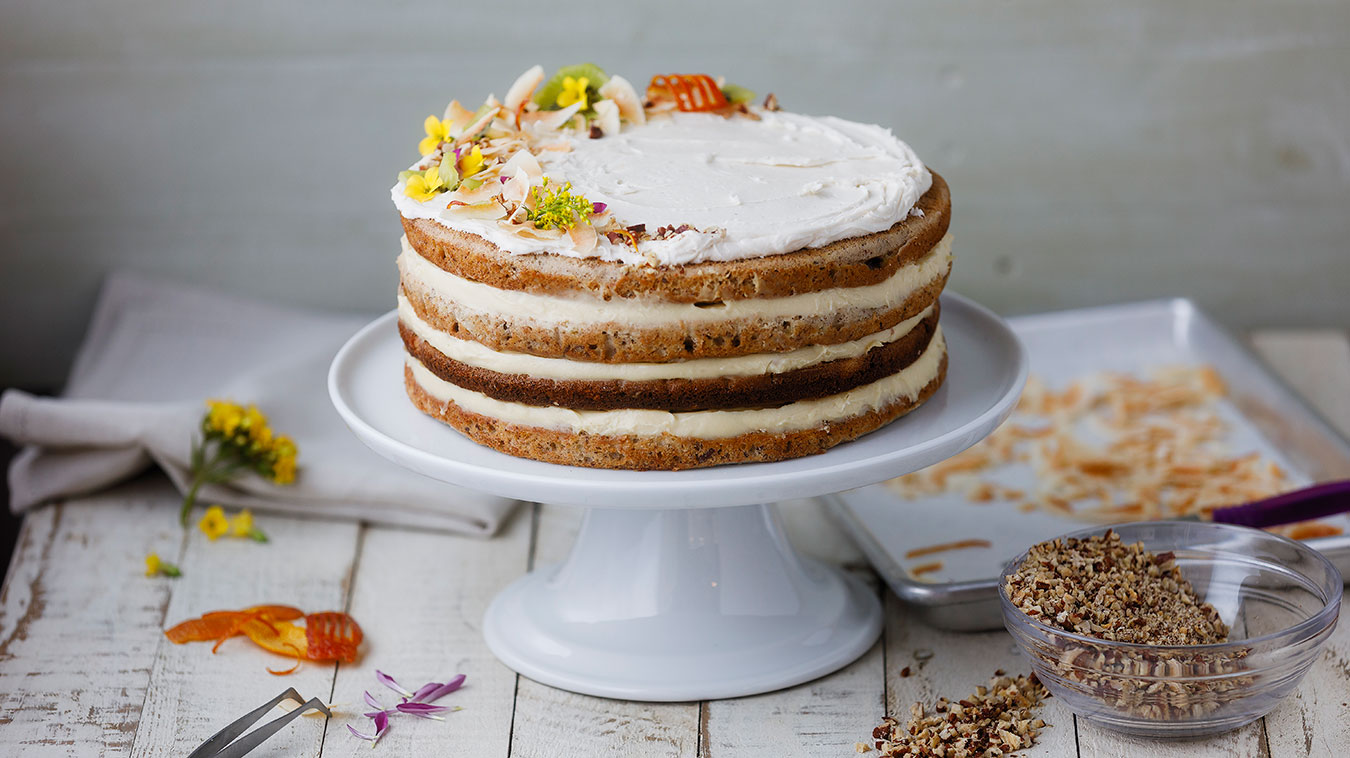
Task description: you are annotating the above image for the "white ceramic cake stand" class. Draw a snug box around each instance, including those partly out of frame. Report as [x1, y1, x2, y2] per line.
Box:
[328, 293, 1026, 701]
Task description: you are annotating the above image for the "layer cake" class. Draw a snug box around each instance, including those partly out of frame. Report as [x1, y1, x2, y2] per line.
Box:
[392, 65, 951, 470]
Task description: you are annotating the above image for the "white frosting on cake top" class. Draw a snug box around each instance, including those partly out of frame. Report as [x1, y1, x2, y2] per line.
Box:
[391, 109, 932, 266]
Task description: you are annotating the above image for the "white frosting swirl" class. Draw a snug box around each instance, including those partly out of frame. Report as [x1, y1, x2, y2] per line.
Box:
[391, 109, 932, 266]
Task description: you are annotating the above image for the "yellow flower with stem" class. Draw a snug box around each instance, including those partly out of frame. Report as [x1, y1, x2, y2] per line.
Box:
[181, 400, 299, 525]
[145, 552, 181, 577]
[207, 400, 243, 437]
[557, 76, 590, 110]
[404, 164, 450, 203]
[231, 508, 270, 543]
[419, 115, 454, 156]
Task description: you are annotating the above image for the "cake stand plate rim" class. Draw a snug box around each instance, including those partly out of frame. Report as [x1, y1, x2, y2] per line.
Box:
[327, 291, 1028, 508]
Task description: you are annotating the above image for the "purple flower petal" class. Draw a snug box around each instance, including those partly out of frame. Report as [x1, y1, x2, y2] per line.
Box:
[411, 682, 441, 702]
[363, 690, 385, 711]
[423, 674, 466, 703]
[347, 724, 380, 742]
[396, 702, 451, 715]
[372, 710, 390, 735]
[591, 202, 607, 215]
[375, 670, 413, 698]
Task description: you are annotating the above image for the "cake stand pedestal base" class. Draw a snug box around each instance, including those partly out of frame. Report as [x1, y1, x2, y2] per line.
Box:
[482, 503, 882, 701]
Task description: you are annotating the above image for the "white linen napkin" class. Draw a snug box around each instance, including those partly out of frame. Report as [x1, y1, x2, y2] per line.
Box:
[0, 272, 518, 536]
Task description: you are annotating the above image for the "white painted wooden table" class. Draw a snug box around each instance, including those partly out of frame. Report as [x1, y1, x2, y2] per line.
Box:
[1, 329, 1347, 757]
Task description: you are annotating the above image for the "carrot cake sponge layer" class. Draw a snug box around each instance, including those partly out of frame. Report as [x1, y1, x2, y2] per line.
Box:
[389, 64, 953, 469]
[404, 330, 948, 470]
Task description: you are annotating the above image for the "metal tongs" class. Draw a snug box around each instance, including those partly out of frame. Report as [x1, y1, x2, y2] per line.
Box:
[187, 688, 330, 758]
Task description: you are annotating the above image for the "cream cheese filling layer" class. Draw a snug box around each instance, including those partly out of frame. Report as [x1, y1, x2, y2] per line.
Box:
[399, 233, 951, 328]
[408, 328, 945, 439]
[400, 291, 934, 381]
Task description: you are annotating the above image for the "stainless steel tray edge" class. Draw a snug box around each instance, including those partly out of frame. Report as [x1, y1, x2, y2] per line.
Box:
[830, 297, 1350, 632]
[824, 494, 1007, 631]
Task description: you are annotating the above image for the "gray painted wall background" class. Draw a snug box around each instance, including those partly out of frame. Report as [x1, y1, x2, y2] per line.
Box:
[2, 0, 1348, 389]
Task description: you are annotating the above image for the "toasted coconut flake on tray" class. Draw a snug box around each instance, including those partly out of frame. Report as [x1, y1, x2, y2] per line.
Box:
[885, 365, 1335, 537]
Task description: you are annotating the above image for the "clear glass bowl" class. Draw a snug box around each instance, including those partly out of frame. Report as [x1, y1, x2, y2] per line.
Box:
[999, 521, 1342, 737]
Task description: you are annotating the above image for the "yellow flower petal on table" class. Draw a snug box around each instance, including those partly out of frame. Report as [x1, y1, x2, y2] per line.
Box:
[458, 145, 485, 178]
[557, 76, 590, 110]
[230, 509, 255, 538]
[419, 114, 453, 156]
[199, 505, 229, 541]
[145, 552, 180, 577]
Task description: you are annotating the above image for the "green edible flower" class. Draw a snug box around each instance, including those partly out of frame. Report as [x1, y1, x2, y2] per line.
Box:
[534, 63, 610, 110]
[721, 83, 756, 105]
[527, 178, 596, 230]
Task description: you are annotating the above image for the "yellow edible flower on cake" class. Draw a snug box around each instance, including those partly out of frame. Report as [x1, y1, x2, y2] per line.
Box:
[556, 76, 590, 110]
[199, 505, 230, 541]
[419, 115, 453, 156]
[404, 164, 449, 202]
[458, 145, 485, 178]
[145, 552, 162, 576]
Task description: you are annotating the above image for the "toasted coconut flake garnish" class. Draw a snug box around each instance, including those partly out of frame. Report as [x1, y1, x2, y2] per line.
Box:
[441, 100, 477, 133]
[501, 167, 533, 205]
[886, 365, 1298, 529]
[599, 74, 646, 125]
[568, 223, 598, 254]
[446, 198, 507, 220]
[453, 108, 500, 147]
[503, 64, 546, 120]
[592, 99, 621, 137]
[501, 148, 543, 182]
[446, 180, 499, 205]
[521, 101, 583, 133]
[500, 221, 565, 241]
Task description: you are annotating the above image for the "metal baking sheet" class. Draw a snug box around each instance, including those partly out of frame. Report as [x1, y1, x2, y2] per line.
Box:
[828, 298, 1350, 631]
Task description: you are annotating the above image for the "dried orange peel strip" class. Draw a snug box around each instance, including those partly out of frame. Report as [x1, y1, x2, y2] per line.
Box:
[647, 74, 728, 112]
[165, 605, 303, 644]
[164, 606, 363, 671]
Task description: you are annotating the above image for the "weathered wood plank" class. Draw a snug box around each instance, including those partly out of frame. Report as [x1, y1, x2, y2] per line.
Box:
[883, 592, 1080, 757]
[699, 499, 885, 757]
[509, 504, 700, 758]
[129, 499, 360, 758]
[0, 480, 178, 756]
[321, 510, 532, 758]
[699, 624, 884, 757]
[1251, 330, 1350, 758]
[1075, 719, 1267, 757]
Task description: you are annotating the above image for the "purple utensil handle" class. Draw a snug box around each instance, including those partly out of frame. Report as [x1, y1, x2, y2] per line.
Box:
[1211, 480, 1350, 529]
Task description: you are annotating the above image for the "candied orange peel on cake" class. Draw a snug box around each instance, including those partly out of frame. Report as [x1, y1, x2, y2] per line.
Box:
[166, 605, 364, 674]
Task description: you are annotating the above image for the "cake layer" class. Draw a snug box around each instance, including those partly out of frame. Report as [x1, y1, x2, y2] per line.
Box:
[400, 304, 939, 411]
[401, 173, 949, 304]
[402, 335, 948, 470]
[399, 292, 935, 381]
[399, 233, 951, 363]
